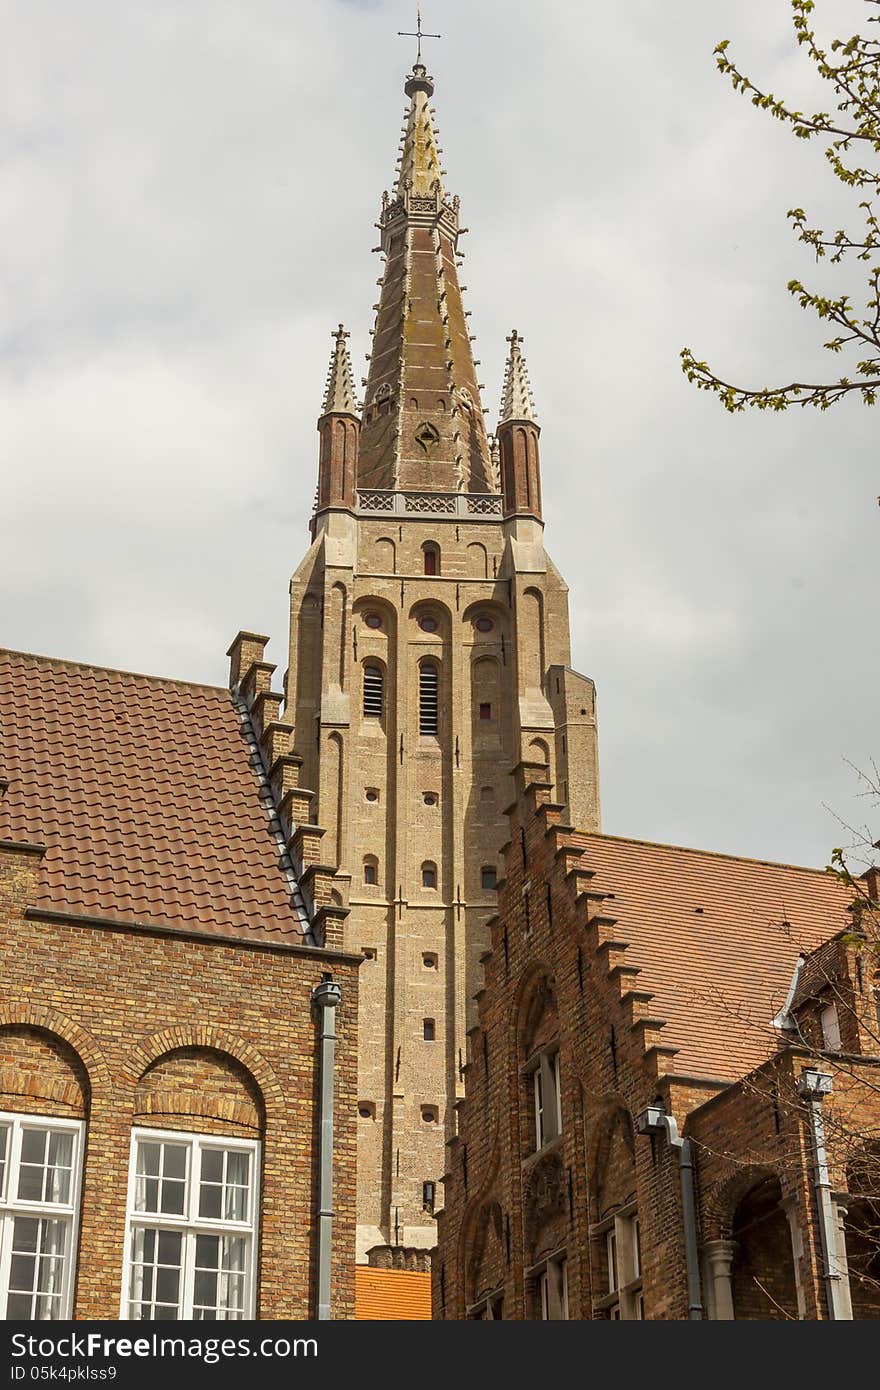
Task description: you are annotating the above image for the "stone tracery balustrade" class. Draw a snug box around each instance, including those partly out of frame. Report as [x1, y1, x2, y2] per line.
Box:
[356, 490, 503, 518]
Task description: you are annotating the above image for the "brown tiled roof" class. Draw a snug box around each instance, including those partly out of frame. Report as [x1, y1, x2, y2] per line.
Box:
[0, 649, 306, 943]
[574, 832, 852, 1082]
[354, 1267, 432, 1320]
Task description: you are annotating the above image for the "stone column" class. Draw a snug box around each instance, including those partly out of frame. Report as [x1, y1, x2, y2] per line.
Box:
[780, 1194, 807, 1319]
[703, 1239, 737, 1320]
[830, 1194, 854, 1320]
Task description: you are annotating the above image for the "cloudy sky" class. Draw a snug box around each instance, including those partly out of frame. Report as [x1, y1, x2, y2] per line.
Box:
[2, 0, 877, 871]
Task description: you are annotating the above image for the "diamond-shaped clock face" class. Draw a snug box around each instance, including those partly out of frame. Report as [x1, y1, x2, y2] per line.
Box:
[415, 421, 440, 454]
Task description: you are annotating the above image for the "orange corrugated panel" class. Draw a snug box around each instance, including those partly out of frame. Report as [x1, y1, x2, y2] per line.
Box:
[355, 1267, 432, 1320]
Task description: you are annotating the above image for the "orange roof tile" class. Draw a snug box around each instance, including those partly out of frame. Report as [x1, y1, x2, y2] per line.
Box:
[0, 648, 307, 944]
[573, 832, 852, 1082]
[355, 1267, 432, 1320]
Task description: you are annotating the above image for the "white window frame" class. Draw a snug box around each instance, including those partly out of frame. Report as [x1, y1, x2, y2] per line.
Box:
[595, 1205, 642, 1320]
[530, 1049, 562, 1151]
[120, 1127, 260, 1321]
[0, 1111, 85, 1320]
[820, 1001, 842, 1052]
[469, 1289, 504, 1319]
[537, 1254, 568, 1320]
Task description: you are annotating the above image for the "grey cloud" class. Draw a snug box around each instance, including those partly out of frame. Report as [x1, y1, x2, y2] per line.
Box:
[1, 0, 876, 872]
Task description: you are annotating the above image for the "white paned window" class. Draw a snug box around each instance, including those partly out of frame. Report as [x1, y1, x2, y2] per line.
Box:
[123, 1129, 259, 1321]
[820, 1002, 842, 1052]
[531, 1050, 562, 1151]
[0, 1112, 84, 1320]
[604, 1209, 642, 1320]
[538, 1255, 568, 1320]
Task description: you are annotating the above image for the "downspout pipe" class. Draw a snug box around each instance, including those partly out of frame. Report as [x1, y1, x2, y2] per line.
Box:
[313, 977, 342, 1320]
[796, 1069, 850, 1321]
[636, 1105, 703, 1320]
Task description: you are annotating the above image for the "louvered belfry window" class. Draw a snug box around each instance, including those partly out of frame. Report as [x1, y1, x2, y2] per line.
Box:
[363, 664, 384, 719]
[419, 663, 439, 736]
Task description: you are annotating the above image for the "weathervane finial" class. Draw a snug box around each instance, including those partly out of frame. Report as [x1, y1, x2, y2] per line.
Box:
[397, 7, 441, 65]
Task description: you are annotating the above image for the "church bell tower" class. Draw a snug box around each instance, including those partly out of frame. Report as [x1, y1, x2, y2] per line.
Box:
[285, 61, 600, 1262]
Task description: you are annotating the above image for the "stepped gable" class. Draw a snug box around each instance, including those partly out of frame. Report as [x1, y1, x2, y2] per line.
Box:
[572, 829, 852, 1082]
[0, 647, 307, 942]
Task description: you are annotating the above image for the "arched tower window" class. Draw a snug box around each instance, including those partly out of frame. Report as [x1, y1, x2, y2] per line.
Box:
[419, 661, 439, 736]
[422, 543, 440, 576]
[363, 663, 384, 719]
[363, 855, 379, 887]
[421, 862, 438, 890]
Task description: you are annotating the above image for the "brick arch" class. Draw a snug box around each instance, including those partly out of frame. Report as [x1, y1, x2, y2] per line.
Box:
[460, 597, 507, 627]
[702, 1163, 782, 1241]
[127, 1026, 282, 1120]
[135, 1049, 264, 1137]
[408, 595, 453, 628]
[588, 1099, 637, 1218]
[0, 1001, 110, 1095]
[585, 1095, 634, 1176]
[457, 1132, 503, 1295]
[511, 966, 557, 1062]
[353, 593, 398, 631]
[462, 1196, 504, 1306]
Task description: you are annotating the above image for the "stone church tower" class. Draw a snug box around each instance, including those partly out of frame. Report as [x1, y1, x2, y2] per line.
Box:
[285, 61, 600, 1261]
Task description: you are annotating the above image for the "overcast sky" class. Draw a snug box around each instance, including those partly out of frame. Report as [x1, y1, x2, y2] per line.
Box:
[1, 0, 877, 872]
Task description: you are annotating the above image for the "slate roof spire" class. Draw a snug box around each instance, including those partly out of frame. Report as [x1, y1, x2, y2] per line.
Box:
[356, 64, 494, 495]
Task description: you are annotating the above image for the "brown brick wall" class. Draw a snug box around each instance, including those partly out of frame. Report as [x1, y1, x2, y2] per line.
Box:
[0, 1025, 88, 1119]
[434, 766, 880, 1320]
[0, 842, 360, 1320]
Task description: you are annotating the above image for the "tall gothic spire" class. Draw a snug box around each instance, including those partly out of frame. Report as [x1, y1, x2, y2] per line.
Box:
[322, 324, 359, 416]
[396, 64, 445, 200]
[315, 324, 360, 519]
[497, 328, 543, 521]
[498, 329, 538, 426]
[356, 64, 494, 494]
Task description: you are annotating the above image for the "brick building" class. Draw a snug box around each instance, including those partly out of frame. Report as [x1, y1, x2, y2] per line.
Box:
[434, 761, 880, 1319]
[0, 641, 360, 1319]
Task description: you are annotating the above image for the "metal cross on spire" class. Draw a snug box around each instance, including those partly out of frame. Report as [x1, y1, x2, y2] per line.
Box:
[397, 7, 440, 64]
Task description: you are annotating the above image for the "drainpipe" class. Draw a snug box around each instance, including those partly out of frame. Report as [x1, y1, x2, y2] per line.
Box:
[313, 976, 342, 1320]
[796, 1068, 850, 1321]
[636, 1105, 703, 1320]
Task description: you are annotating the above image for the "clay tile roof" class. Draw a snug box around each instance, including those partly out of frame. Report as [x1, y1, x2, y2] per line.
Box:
[355, 1267, 432, 1320]
[0, 648, 307, 944]
[574, 832, 853, 1082]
